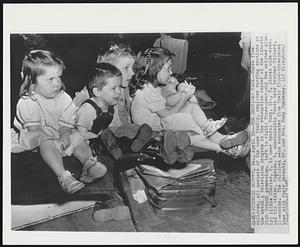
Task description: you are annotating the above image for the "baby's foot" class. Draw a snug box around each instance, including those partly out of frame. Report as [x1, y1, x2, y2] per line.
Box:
[80, 157, 107, 183]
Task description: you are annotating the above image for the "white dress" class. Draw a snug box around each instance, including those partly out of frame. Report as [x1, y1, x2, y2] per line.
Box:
[12, 91, 77, 152]
[131, 83, 204, 137]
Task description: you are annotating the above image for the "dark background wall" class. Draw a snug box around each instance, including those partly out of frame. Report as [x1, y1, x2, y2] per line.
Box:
[10, 33, 248, 127]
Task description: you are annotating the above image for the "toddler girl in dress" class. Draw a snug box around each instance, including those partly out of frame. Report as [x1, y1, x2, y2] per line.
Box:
[131, 47, 249, 158]
[13, 49, 107, 194]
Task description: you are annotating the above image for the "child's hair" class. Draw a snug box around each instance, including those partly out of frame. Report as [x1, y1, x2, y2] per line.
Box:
[97, 41, 135, 64]
[19, 49, 65, 98]
[88, 62, 122, 97]
[131, 47, 174, 95]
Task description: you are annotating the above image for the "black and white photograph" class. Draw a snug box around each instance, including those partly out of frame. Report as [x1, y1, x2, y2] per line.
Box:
[3, 3, 298, 245]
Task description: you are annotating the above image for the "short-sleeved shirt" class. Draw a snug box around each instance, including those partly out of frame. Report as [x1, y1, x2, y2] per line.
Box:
[76, 102, 98, 131]
[14, 90, 77, 139]
[76, 99, 114, 134]
[131, 83, 165, 131]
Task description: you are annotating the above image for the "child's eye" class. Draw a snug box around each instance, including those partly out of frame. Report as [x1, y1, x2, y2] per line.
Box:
[49, 76, 62, 82]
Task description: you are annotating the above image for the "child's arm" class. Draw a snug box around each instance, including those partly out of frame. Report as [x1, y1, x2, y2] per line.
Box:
[156, 91, 192, 118]
[165, 92, 182, 106]
[77, 126, 99, 140]
[76, 102, 100, 140]
[163, 77, 181, 106]
[165, 81, 196, 106]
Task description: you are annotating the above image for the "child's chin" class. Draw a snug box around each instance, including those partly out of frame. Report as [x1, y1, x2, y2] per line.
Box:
[44, 91, 60, 99]
[110, 100, 119, 106]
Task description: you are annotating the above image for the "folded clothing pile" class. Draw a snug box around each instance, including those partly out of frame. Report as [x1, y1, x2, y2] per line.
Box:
[135, 158, 217, 210]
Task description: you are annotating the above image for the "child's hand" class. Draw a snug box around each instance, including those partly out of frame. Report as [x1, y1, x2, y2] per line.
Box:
[79, 131, 99, 140]
[69, 132, 84, 147]
[187, 84, 195, 95]
[168, 76, 179, 85]
[55, 139, 66, 153]
[60, 136, 70, 150]
[64, 132, 84, 156]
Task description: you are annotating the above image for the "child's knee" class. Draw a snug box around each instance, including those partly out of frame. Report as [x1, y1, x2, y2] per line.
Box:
[183, 102, 199, 113]
[40, 139, 56, 148]
[40, 139, 63, 155]
[73, 140, 93, 155]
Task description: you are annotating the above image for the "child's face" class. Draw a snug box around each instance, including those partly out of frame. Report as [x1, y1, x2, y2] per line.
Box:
[98, 76, 121, 106]
[111, 56, 135, 88]
[34, 66, 63, 98]
[157, 59, 172, 85]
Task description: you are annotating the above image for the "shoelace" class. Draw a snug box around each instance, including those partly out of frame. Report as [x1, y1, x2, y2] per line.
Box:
[227, 146, 240, 157]
[59, 172, 79, 192]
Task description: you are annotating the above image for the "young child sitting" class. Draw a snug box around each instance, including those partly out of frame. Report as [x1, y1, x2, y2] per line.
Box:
[76, 63, 122, 153]
[95, 42, 193, 164]
[12, 49, 106, 194]
[131, 47, 250, 158]
[75, 62, 153, 164]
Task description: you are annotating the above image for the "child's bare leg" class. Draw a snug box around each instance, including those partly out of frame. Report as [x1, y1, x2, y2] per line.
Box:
[189, 135, 222, 152]
[39, 140, 65, 176]
[179, 102, 226, 137]
[179, 102, 208, 127]
[207, 129, 249, 157]
[190, 134, 246, 158]
[40, 140, 85, 194]
[208, 131, 226, 144]
[72, 141, 93, 164]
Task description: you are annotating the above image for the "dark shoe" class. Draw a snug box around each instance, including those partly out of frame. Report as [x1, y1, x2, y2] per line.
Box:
[101, 129, 123, 160]
[175, 130, 191, 150]
[219, 130, 248, 150]
[131, 124, 152, 152]
[163, 130, 178, 165]
[177, 146, 194, 163]
[144, 139, 161, 153]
